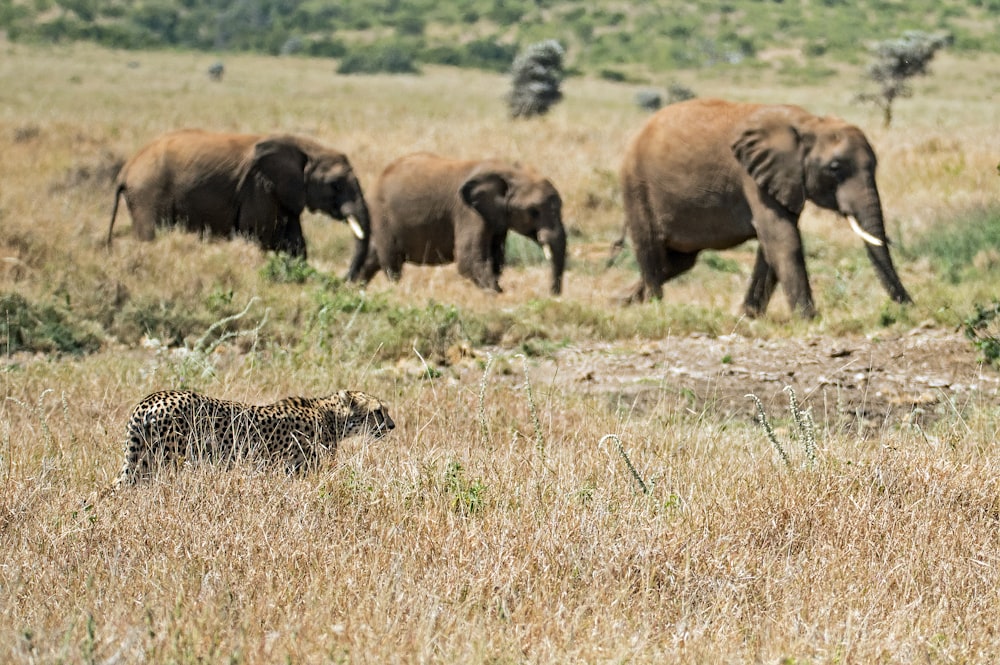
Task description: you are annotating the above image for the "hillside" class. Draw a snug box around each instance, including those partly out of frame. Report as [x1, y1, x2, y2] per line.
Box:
[2, 0, 998, 77]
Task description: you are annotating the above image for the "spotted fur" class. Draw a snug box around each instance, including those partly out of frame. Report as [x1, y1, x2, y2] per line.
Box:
[112, 389, 394, 489]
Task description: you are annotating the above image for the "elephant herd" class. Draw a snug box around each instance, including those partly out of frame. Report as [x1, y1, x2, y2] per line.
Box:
[108, 98, 913, 318]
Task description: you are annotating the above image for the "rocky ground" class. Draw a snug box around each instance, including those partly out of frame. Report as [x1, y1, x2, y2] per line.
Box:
[469, 326, 1000, 435]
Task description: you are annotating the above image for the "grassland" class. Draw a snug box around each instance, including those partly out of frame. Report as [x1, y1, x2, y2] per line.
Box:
[2, 42, 1000, 662]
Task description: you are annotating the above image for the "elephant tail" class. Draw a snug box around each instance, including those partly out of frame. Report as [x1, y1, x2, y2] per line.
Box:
[606, 228, 628, 268]
[107, 183, 126, 249]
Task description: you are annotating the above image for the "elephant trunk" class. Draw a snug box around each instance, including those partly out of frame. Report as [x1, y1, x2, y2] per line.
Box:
[539, 227, 566, 295]
[850, 195, 912, 305]
[342, 197, 371, 282]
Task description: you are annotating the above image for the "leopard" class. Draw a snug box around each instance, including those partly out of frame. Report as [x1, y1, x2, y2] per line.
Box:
[110, 388, 394, 490]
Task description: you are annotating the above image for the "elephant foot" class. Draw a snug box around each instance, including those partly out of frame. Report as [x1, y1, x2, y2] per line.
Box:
[617, 280, 647, 306]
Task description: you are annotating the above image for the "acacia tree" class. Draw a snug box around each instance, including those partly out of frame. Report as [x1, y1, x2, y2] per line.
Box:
[859, 30, 951, 128]
[507, 40, 565, 119]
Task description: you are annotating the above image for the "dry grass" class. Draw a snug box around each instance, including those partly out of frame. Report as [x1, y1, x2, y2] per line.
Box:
[2, 43, 1000, 662]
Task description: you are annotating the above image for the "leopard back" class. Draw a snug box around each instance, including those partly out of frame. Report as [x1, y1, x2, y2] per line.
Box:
[111, 388, 394, 490]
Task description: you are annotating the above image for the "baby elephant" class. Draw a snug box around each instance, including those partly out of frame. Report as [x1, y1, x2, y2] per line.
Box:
[357, 152, 566, 294]
[110, 389, 394, 491]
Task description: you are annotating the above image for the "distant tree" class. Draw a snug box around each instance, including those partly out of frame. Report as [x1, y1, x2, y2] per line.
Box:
[507, 40, 564, 119]
[859, 30, 951, 128]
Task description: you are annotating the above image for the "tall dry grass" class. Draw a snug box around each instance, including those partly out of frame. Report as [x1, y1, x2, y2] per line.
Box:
[2, 43, 1000, 662]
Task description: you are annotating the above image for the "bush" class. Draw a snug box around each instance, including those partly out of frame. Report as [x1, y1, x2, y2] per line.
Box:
[963, 302, 1000, 367]
[337, 43, 419, 75]
[423, 39, 518, 72]
[635, 89, 662, 111]
[0, 292, 103, 355]
[507, 39, 565, 119]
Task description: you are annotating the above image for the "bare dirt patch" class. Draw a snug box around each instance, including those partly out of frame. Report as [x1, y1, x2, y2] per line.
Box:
[472, 327, 999, 431]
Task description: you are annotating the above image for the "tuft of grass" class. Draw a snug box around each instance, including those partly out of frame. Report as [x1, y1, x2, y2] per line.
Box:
[444, 460, 486, 515]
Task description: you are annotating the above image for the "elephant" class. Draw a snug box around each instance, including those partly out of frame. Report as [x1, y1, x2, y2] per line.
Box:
[618, 98, 913, 318]
[108, 129, 371, 279]
[357, 152, 566, 295]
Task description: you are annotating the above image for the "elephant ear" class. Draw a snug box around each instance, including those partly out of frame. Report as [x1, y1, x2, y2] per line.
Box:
[459, 172, 509, 220]
[731, 110, 809, 214]
[242, 137, 309, 213]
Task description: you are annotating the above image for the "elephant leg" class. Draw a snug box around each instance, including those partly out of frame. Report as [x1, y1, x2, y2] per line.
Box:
[628, 243, 699, 303]
[456, 228, 501, 292]
[357, 247, 382, 283]
[457, 255, 501, 291]
[374, 236, 405, 282]
[489, 230, 507, 282]
[381, 250, 404, 282]
[126, 197, 160, 241]
[757, 221, 816, 318]
[742, 246, 779, 318]
[277, 216, 306, 259]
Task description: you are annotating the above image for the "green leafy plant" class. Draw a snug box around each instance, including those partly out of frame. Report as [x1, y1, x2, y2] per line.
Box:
[259, 253, 317, 284]
[963, 301, 1000, 367]
[444, 461, 485, 515]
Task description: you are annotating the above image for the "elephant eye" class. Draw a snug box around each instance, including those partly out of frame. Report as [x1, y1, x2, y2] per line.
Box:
[825, 160, 847, 179]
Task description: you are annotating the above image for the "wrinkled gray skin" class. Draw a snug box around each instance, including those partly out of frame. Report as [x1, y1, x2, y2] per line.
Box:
[108, 129, 371, 278]
[620, 98, 912, 318]
[359, 153, 566, 294]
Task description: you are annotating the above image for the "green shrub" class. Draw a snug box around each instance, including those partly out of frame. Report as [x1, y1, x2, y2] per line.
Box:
[507, 39, 565, 118]
[260, 253, 317, 284]
[111, 296, 203, 347]
[0, 292, 103, 355]
[963, 301, 1000, 367]
[337, 43, 419, 75]
[423, 39, 518, 72]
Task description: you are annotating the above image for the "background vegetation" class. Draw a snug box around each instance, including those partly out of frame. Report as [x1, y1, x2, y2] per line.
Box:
[2, 0, 1000, 77]
[1, 35, 999, 662]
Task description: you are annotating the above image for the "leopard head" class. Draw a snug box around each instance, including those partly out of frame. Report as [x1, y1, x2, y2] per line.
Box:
[329, 390, 395, 440]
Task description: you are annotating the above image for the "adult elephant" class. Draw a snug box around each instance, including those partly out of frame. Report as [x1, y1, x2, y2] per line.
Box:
[358, 153, 566, 294]
[619, 98, 912, 318]
[108, 129, 371, 279]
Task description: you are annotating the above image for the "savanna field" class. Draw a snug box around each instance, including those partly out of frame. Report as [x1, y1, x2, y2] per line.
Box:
[2, 40, 1000, 663]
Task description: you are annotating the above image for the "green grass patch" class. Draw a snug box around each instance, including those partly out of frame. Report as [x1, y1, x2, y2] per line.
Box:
[909, 204, 1000, 283]
[0, 292, 103, 355]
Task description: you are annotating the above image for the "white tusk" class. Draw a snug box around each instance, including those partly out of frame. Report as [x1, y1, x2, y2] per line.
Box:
[542, 243, 553, 261]
[847, 215, 884, 247]
[347, 215, 365, 240]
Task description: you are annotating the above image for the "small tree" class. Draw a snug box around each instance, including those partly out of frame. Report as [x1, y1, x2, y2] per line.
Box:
[859, 30, 951, 128]
[507, 39, 564, 119]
